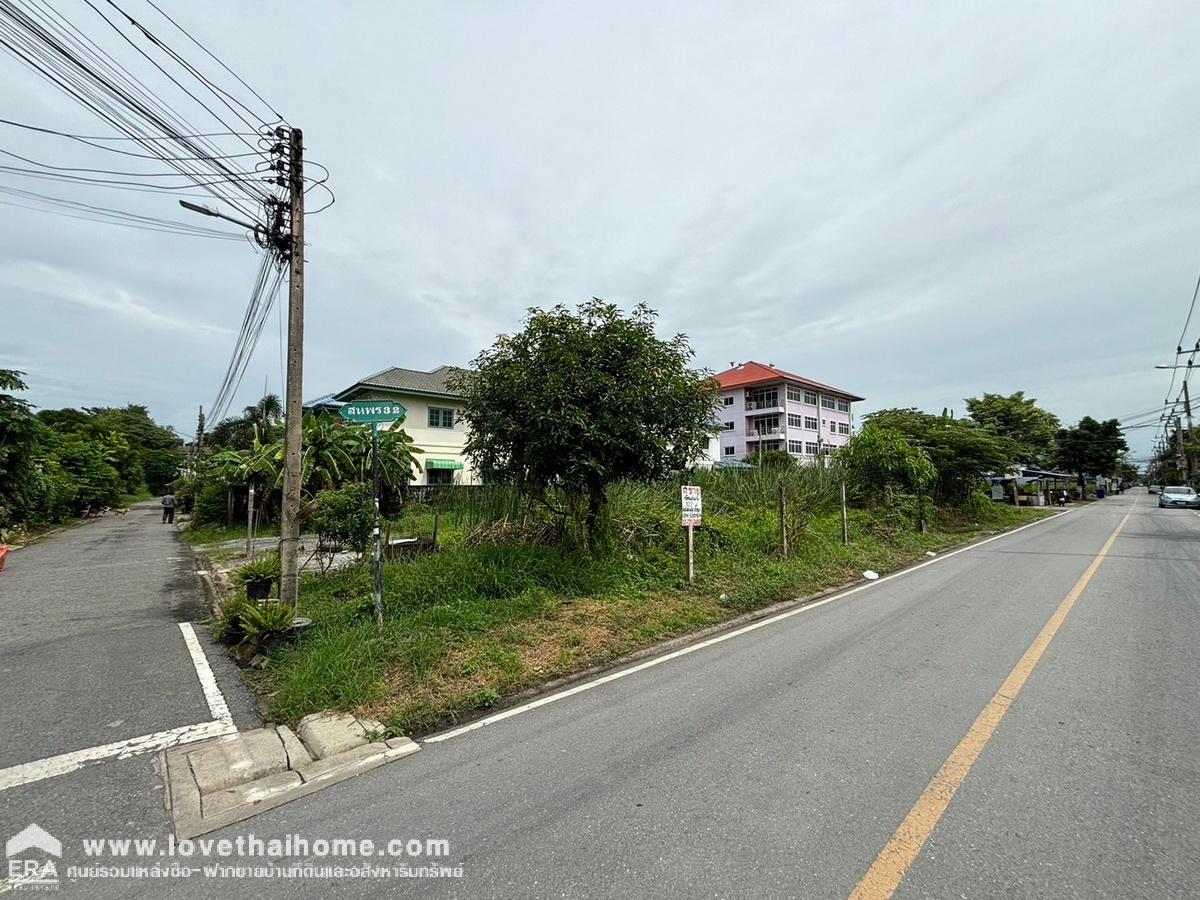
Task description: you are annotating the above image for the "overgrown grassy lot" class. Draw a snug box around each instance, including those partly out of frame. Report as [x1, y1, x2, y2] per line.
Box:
[252, 471, 1050, 735]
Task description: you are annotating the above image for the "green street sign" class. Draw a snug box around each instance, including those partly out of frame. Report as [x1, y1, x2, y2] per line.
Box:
[339, 400, 407, 425]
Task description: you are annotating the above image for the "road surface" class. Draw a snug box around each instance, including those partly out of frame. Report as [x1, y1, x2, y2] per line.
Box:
[0, 503, 257, 850]
[2, 491, 1196, 898]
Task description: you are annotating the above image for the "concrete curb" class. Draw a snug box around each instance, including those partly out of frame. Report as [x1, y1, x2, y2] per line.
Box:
[162, 712, 419, 838]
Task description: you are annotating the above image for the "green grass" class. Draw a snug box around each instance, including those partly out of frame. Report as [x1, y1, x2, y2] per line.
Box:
[254, 486, 1049, 735]
[182, 522, 279, 546]
[119, 489, 154, 505]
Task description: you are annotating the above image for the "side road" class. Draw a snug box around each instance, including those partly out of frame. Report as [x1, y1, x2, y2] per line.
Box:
[0, 502, 258, 841]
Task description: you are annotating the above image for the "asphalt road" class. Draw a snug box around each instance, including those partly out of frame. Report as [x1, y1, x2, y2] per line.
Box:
[0, 504, 258, 847]
[6, 491, 1198, 898]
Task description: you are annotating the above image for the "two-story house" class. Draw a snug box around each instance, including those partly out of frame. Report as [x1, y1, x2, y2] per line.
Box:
[712, 361, 864, 463]
[329, 365, 476, 484]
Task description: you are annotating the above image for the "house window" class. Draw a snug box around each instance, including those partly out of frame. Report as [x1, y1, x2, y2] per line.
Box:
[722, 421, 735, 431]
[787, 414, 803, 428]
[722, 395, 734, 407]
[804, 416, 818, 431]
[746, 387, 779, 410]
[428, 407, 454, 428]
[805, 441, 820, 455]
[723, 446, 736, 456]
[803, 390, 817, 405]
[821, 395, 836, 409]
[786, 386, 803, 403]
[427, 468, 454, 485]
[837, 398, 850, 412]
[788, 440, 804, 454]
[838, 422, 851, 435]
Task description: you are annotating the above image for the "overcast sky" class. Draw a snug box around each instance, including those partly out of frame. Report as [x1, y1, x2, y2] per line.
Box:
[4, 1, 1198, 462]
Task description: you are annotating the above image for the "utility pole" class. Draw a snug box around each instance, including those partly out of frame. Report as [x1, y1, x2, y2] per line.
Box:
[194, 405, 205, 475]
[1183, 381, 1195, 483]
[278, 127, 305, 609]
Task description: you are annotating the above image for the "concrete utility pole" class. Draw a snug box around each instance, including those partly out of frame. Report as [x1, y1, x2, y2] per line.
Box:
[278, 127, 305, 608]
[1183, 382, 1195, 482]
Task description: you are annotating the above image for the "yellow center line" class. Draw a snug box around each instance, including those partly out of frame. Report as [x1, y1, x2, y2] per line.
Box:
[848, 500, 1136, 900]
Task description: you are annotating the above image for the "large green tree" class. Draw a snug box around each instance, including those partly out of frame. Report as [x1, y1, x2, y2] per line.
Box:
[965, 391, 1060, 467]
[453, 299, 718, 545]
[0, 370, 44, 527]
[1054, 417, 1127, 483]
[865, 408, 1018, 502]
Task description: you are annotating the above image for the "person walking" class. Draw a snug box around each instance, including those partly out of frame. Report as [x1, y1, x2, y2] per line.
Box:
[161, 492, 176, 524]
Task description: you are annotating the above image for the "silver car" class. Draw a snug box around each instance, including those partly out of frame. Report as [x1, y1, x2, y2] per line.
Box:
[1158, 486, 1200, 509]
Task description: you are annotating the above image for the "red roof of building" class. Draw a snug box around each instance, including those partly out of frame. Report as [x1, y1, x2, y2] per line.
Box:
[713, 361, 864, 401]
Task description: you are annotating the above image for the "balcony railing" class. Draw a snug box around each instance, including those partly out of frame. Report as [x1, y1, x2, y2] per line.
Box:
[745, 399, 782, 411]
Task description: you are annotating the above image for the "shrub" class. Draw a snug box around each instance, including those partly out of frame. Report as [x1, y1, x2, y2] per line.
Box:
[192, 482, 229, 527]
[310, 482, 374, 553]
[742, 449, 795, 469]
[213, 596, 294, 649]
[239, 601, 296, 645]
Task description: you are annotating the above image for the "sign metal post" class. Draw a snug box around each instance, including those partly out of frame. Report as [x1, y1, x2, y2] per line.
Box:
[339, 401, 408, 632]
[681, 485, 702, 584]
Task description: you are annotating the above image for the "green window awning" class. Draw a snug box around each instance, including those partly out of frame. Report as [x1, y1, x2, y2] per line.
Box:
[425, 459, 464, 470]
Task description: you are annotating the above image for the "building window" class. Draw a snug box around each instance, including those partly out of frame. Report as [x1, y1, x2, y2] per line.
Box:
[722, 395, 734, 406]
[786, 386, 803, 403]
[821, 395, 836, 409]
[787, 414, 803, 428]
[837, 398, 850, 412]
[806, 441, 820, 455]
[746, 387, 779, 410]
[788, 440, 804, 454]
[804, 415, 818, 431]
[803, 390, 817, 405]
[427, 468, 454, 485]
[723, 446, 736, 456]
[428, 407, 454, 428]
[838, 422, 850, 435]
[722, 421, 735, 431]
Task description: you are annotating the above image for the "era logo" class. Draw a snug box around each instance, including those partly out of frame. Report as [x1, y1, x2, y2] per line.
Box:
[5, 824, 60, 890]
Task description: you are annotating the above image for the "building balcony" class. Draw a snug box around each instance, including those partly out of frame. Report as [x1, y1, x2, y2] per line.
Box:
[745, 399, 783, 411]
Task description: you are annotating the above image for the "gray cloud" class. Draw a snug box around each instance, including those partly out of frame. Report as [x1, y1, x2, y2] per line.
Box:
[3, 0, 1197, 461]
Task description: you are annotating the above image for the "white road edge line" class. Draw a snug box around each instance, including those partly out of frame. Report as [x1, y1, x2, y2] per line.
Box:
[0, 720, 236, 792]
[179, 622, 234, 726]
[425, 508, 1074, 744]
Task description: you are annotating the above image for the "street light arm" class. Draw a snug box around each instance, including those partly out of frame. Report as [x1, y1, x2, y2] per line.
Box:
[178, 200, 260, 233]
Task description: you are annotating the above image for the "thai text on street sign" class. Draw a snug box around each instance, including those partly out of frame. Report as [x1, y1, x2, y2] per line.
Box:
[681, 485, 702, 527]
[339, 400, 407, 425]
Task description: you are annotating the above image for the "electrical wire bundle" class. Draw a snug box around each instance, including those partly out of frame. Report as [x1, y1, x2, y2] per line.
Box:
[0, 0, 333, 426]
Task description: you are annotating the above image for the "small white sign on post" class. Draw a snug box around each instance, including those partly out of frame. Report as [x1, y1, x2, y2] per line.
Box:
[681, 485, 701, 584]
[681, 485, 703, 527]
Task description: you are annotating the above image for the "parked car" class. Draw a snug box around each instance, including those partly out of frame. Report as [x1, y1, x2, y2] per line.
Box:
[1148, 485, 1161, 494]
[1158, 486, 1200, 509]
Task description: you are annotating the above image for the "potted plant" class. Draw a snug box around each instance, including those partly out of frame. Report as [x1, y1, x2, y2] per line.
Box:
[231, 554, 280, 601]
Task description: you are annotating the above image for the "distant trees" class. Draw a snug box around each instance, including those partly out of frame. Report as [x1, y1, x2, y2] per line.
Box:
[965, 391, 1060, 467]
[864, 408, 1018, 502]
[1054, 417, 1127, 484]
[0, 370, 183, 531]
[453, 300, 718, 546]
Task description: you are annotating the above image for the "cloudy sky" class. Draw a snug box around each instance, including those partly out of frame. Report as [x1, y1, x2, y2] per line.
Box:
[4, 1, 1198, 462]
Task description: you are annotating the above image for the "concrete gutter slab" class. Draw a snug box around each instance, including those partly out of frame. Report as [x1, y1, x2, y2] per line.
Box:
[161, 715, 418, 838]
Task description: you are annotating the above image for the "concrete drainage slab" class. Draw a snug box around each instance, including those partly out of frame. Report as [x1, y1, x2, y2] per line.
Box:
[161, 712, 419, 838]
